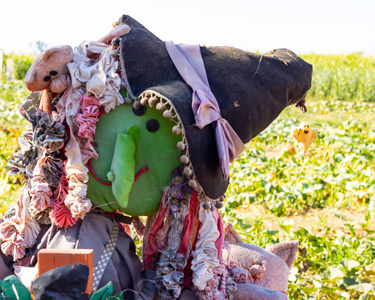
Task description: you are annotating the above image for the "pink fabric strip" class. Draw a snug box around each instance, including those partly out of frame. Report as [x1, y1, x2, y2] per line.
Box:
[165, 41, 245, 180]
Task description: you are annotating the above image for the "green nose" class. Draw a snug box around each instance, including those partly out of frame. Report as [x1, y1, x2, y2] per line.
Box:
[107, 132, 136, 208]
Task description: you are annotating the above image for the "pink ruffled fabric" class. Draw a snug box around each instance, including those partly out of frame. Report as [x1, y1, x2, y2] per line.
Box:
[0, 218, 25, 260]
[67, 173, 88, 198]
[195, 264, 226, 300]
[77, 96, 100, 139]
[226, 260, 253, 284]
[64, 192, 92, 219]
[29, 156, 52, 216]
[58, 87, 92, 221]
[0, 187, 29, 260]
[225, 258, 265, 285]
[50, 202, 77, 228]
[23, 221, 40, 248]
[29, 182, 52, 216]
[50, 166, 77, 228]
[0, 234, 25, 260]
[77, 96, 100, 164]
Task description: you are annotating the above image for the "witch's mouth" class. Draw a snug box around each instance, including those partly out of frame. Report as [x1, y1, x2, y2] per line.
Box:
[134, 166, 149, 183]
[88, 159, 149, 186]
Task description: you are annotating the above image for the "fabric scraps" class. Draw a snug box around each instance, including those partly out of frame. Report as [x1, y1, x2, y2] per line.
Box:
[156, 253, 186, 299]
[21, 187, 41, 248]
[191, 201, 221, 291]
[143, 169, 232, 299]
[6, 129, 36, 178]
[3, 29, 130, 263]
[50, 164, 76, 228]
[0, 188, 26, 260]
[67, 41, 124, 113]
[29, 155, 53, 217]
[32, 112, 66, 153]
[76, 96, 100, 164]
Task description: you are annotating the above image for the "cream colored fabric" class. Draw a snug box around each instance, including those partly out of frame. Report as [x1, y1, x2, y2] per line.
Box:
[67, 41, 123, 113]
[191, 202, 221, 290]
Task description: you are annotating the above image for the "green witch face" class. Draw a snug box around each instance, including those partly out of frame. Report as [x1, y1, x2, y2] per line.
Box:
[86, 97, 181, 216]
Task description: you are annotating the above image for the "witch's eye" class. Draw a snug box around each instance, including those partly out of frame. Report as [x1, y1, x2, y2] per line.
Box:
[132, 105, 146, 116]
[146, 119, 160, 132]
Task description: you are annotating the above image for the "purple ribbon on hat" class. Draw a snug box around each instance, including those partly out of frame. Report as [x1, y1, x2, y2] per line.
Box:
[165, 41, 245, 180]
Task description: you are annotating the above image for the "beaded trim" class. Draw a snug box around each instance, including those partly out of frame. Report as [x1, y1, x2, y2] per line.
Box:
[136, 90, 225, 209]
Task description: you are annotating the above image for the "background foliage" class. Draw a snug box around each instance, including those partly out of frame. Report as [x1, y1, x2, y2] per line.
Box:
[302, 53, 375, 102]
[1, 53, 36, 81]
[0, 53, 374, 299]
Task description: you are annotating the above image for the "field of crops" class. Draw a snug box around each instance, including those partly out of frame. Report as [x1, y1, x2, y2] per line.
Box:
[1, 53, 375, 299]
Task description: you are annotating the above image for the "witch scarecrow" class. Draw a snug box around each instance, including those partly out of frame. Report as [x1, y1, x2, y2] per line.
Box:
[0, 15, 312, 299]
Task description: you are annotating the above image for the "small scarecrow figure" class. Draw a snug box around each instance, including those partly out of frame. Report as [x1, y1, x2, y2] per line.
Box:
[1, 15, 312, 299]
[292, 122, 318, 153]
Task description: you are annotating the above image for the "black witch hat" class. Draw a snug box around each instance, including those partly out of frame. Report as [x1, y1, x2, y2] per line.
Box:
[117, 15, 312, 201]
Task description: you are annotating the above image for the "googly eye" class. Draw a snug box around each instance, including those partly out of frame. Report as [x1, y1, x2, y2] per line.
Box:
[132, 105, 146, 116]
[43, 75, 52, 82]
[49, 70, 58, 76]
[146, 119, 160, 132]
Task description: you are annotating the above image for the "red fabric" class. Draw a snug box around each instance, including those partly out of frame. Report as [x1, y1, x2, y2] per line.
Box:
[50, 162, 76, 228]
[143, 190, 226, 294]
[182, 203, 201, 288]
[143, 192, 170, 269]
[177, 191, 199, 257]
[176, 191, 200, 288]
[181, 196, 226, 289]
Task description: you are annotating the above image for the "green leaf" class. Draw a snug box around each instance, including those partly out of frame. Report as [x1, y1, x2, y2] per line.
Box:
[313, 280, 322, 289]
[358, 293, 375, 300]
[299, 285, 318, 294]
[342, 259, 360, 271]
[348, 283, 375, 293]
[329, 266, 344, 280]
[279, 224, 292, 233]
[343, 276, 358, 287]
[0, 275, 32, 300]
[90, 281, 113, 300]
